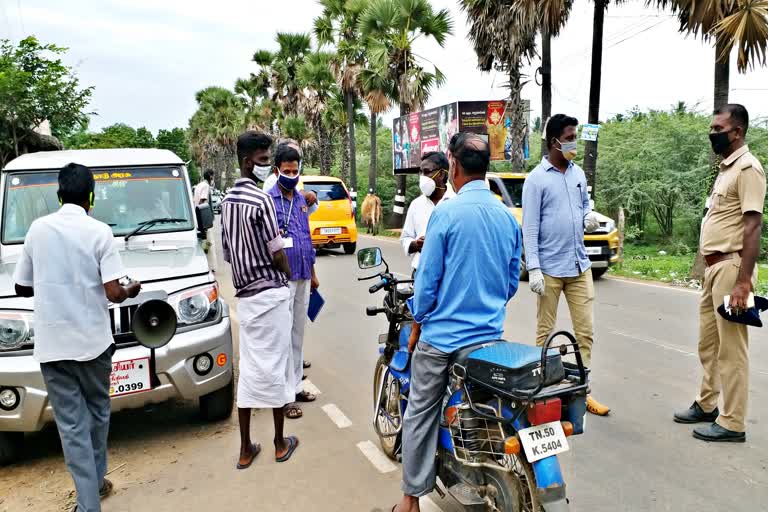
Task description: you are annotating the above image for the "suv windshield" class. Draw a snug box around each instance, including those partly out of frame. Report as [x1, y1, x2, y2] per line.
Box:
[3, 166, 194, 244]
[302, 181, 349, 201]
[501, 178, 524, 208]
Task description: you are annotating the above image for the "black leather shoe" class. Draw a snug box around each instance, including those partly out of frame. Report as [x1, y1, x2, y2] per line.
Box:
[693, 422, 746, 443]
[673, 402, 719, 424]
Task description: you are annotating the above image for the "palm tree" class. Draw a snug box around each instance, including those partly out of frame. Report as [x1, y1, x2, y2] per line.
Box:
[315, 0, 370, 196]
[298, 51, 338, 175]
[272, 33, 312, 119]
[189, 87, 245, 189]
[359, 56, 396, 193]
[324, 89, 367, 184]
[460, 0, 537, 172]
[234, 75, 275, 132]
[360, 0, 453, 227]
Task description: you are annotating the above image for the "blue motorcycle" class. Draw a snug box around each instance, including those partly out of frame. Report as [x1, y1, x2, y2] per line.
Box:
[358, 247, 588, 511]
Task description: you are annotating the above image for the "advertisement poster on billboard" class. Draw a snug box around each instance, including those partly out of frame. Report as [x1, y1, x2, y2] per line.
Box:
[408, 113, 421, 166]
[419, 107, 440, 155]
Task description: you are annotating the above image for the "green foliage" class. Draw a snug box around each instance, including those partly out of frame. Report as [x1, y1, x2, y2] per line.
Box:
[0, 37, 93, 166]
[280, 115, 309, 142]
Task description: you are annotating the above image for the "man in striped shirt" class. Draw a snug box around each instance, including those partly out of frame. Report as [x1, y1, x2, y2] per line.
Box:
[221, 131, 300, 468]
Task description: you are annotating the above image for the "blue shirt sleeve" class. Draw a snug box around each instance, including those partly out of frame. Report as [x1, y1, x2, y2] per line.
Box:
[411, 208, 448, 323]
[580, 169, 591, 215]
[508, 219, 522, 300]
[522, 175, 542, 271]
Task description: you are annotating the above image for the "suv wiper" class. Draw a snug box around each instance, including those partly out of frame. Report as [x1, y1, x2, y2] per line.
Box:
[124, 218, 187, 242]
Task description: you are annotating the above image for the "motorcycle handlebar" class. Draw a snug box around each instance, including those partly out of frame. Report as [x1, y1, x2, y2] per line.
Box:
[369, 280, 387, 293]
[366, 306, 386, 316]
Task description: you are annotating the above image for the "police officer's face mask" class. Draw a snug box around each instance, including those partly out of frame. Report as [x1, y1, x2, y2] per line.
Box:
[709, 129, 735, 156]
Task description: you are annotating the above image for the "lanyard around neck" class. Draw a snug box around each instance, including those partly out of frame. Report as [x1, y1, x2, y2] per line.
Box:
[278, 193, 295, 232]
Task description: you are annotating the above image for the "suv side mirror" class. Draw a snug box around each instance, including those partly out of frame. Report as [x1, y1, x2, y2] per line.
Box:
[357, 247, 383, 269]
[196, 204, 214, 232]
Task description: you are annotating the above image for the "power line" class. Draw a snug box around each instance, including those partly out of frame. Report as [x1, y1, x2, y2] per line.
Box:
[606, 19, 668, 50]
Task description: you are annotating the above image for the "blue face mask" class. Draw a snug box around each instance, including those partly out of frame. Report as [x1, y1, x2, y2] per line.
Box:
[278, 172, 299, 190]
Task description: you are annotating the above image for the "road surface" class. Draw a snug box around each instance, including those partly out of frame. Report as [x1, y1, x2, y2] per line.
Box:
[2, 227, 767, 512]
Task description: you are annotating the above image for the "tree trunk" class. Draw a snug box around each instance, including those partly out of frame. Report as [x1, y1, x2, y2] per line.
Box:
[368, 112, 378, 194]
[507, 66, 527, 172]
[318, 120, 331, 176]
[345, 90, 358, 197]
[340, 127, 350, 186]
[540, 30, 552, 159]
[618, 207, 625, 258]
[386, 103, 410, 229]
[583, 0, 607, 199]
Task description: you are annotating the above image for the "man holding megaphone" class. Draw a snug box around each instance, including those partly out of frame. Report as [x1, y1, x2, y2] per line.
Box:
[14, 163, 141, 512]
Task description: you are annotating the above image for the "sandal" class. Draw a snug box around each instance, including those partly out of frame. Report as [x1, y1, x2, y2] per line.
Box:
[276, 436, 300, 463]
[295, 391, 316, 403]
[284, 403, 303, 419]
[303, 360, 311, 369]
[236, 443, 262, 470]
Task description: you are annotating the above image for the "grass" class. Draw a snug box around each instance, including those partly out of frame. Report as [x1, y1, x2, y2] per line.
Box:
[609, 244, 768, 295]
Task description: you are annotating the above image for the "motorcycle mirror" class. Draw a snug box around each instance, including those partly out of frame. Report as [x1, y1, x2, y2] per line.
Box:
[357, 247, 383, 269]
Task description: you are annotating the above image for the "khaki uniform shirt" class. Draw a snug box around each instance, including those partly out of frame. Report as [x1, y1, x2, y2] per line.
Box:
[700, 145, 766, 256]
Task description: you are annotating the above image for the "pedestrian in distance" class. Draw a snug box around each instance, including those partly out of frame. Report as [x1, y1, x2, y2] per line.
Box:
[392, 133, 522, 512]
[674, 104, 765, 443]
[266, 144, 319, 420]
[194, 169, 218, 272]
[13, 163, 141, 512]
[221, 131, 300, 468]
[521, 113, 610, 416]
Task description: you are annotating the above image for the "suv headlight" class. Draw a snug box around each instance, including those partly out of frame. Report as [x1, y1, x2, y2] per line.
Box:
[0, 312, 34, 351]
[170, 284, 220, 326]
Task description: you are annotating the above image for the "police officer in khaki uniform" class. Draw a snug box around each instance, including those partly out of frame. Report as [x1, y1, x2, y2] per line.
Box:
[674, 104, 765, 443]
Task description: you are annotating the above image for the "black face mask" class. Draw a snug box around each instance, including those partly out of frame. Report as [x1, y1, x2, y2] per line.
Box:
[709, 129, 733, 155]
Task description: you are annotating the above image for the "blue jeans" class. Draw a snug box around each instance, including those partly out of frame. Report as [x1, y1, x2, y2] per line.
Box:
[41, 345, 114, 512]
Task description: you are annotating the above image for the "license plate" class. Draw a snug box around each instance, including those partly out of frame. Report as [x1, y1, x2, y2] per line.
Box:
[320, 227, 342, 235]
[518, 421, 569, 462]
[109, 357, 151, 397]
[586, 247, 602, 256]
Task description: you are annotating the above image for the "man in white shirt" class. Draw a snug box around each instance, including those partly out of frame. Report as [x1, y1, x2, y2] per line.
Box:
[400, 152, 454, 273]
[194, 170, 218, 272]
[14, 163, 141, 512]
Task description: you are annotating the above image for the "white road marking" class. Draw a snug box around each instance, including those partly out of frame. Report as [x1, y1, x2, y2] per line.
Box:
[359, 234, 401, 245]
[420, 497, 444, 512]
[606, 276, 700, 294]
[328, 253, 337, 258]
[302, 379, 322, 396]
[356, 440, 397, 474]
[322, 403, 353, 429]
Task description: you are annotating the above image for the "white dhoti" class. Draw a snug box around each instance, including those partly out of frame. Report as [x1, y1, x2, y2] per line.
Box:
[288, 280, 311, 394]
[236, 287, 294, 409]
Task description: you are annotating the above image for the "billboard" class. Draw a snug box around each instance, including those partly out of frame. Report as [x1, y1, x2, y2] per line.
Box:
[393, 100, 529, 173]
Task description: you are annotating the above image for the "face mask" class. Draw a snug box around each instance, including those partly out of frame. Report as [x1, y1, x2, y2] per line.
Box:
[253, 163, 272, 182]
[278, 172, 299, 191]
[419, 175, 436, 197]
[262, 173, 278, 192]
[557, 139, 578, 161]
[308, 202, 319, 216]
[709, 130, 733, 156]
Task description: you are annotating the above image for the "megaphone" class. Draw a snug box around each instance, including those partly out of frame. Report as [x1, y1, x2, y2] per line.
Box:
[133, 299, 177, 349]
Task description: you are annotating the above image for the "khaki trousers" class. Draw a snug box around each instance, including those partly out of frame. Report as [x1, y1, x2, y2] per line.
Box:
[535, 269, 595, 367]
[696, 255, 753, 432]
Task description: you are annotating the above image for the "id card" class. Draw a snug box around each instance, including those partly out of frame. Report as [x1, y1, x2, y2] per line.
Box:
[283, 237, 294, 249]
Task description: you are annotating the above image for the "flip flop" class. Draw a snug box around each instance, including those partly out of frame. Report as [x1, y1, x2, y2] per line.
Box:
[236, 443, 262, 470]
[285, 403, 303, 419]
[303, 360, 311, 369]
[276, 436, 300, 463]
[295, 391, 316, 403]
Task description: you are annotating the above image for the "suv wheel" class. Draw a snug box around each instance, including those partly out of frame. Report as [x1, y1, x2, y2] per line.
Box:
[343, 242, 357, 255]
[200, 379, 234, 422]
[0, 432, 23, 466]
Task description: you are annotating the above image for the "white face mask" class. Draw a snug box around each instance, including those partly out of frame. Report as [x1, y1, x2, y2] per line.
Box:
[253, 164, 273, 182]
[262, 172, 278, 191]
[557, 139, 578, 161]
[419, 175, 437, 197]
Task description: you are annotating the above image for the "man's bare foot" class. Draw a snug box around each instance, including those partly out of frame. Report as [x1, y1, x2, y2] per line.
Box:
[393, 495, 420, 512]
[236, 442, 261, 470]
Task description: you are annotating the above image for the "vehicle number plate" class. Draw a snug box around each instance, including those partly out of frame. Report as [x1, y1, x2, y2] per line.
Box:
[110, 357, 151, 397]
[321, 227, 342, 235]
[518, 421, 569, 462]
[585, 247, 602, 256]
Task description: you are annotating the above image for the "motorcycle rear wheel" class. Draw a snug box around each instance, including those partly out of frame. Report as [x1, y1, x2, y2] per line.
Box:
[482, 454, 541, 512]
[373, 355, 402, 460]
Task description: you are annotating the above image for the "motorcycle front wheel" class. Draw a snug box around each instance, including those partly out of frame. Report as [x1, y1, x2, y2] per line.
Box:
[373, 355, 402, 460]
[481, 454, 541, 512]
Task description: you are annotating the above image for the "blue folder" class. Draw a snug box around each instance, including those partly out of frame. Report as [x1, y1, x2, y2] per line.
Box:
[308, 289, 325, 322]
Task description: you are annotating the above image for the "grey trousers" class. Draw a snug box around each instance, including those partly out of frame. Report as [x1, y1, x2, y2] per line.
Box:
[401, 342, 451, 497]
[40, 345, 114, 512]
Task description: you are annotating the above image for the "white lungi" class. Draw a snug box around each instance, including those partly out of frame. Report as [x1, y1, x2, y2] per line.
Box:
[236, 287, 293, 409]
[288, 280, 311, 394]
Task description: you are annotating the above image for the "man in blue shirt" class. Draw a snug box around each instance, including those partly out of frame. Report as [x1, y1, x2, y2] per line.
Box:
[393, 133, 521, 512]
[522, 113, 609, 416]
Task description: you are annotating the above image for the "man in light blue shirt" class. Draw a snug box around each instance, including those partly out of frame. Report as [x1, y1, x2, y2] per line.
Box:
[522, 113, 609, 416]
[393, 133, 521, 512]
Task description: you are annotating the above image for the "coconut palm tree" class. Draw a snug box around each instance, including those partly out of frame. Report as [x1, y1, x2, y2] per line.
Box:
[359, 55, 397, 193]
[360, 0, 453, 227]
[271, 33, 313, 119]
[315, 0, 370, 197]
[460, 0, 537, 172]
[298, 51, 338, 176]
[324, 89, 367, 185]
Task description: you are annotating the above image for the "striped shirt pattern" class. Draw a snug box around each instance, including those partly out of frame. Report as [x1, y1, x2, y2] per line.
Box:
[221, 178, 287, 297]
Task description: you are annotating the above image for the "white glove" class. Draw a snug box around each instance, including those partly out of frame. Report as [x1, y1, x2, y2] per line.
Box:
[529, 268, 545, 296]
[584, 212, 600, 233]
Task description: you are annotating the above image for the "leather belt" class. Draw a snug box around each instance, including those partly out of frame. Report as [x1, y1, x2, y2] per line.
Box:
[704, 251, 741, 267]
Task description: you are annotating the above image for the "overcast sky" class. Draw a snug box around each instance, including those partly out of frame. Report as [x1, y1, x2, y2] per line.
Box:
[3, 0, 767, 133]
